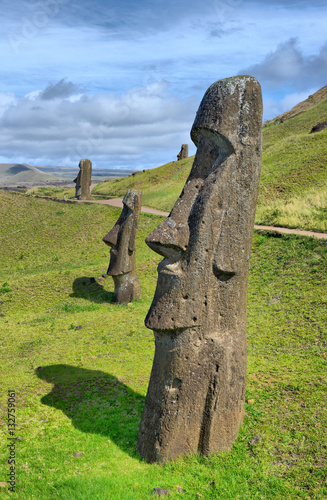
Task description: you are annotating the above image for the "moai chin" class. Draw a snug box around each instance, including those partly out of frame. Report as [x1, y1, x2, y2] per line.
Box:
[137, 75, 263, 463]
[103, 189, 142, 304]
[177, 144, 189, 161]
[74, 159, 92, 200]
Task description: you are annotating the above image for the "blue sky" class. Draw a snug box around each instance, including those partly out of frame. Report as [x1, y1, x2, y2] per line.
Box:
[1, 0, 327, 171]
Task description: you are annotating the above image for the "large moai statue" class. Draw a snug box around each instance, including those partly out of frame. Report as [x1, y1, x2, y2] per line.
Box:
[103, 189, 142, 303]
[137, 76, 263, 463]
[74, 159, 92, 200]
[177, 144, 188, 161]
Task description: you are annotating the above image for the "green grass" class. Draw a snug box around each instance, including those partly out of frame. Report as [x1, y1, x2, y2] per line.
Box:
[256, 100, 327, 230]
[0, 190, 326, 499]
[255, 186, 327, 231]
[26, 186, 76, 199]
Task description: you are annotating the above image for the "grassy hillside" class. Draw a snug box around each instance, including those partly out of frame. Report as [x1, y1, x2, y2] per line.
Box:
[92, 91, 327, 232]
[0, 190, 326, 499]
[93, 156, 193, 212]
[256, 98, 327, 230]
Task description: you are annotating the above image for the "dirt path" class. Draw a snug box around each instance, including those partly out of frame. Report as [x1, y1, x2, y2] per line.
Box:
[253, 224, 327, 240]
[82, 197, 327, 240]
[82, 197, 169, 216]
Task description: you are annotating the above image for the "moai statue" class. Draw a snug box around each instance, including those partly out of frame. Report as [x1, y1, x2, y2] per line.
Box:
[177, 144, 189, 161]
[103, 189, 142, 303]
[137, 76, 263, 463]
[73, 159, 92, 200]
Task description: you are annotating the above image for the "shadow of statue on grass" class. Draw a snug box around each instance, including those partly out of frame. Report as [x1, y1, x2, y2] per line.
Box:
[70, 276, 114, 304]
[36, 364, 145, 460]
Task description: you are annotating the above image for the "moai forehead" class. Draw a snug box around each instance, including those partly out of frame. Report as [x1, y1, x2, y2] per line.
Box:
[79, 158, 92, 169]
[191, 75, 262, 141]
[122, 188, 142, 213]
[189, 75, 262, 177]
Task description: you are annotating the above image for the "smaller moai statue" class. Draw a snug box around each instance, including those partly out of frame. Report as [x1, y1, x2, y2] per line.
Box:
[73, 159, 92, 200]
[103, 189, 142, 303]
[177, 144, 188, 161]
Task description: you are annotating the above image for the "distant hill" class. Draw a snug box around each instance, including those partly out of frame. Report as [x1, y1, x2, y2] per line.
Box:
[37, 166, 134, 180]
[93, 85, 327, 232]
[0, 164, 134, 187]
[0, 163, 64, 187]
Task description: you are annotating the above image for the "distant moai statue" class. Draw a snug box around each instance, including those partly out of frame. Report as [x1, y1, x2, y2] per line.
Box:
[177, 144, 188, 161]
[103, 189, 142, 303]
[137, 75, 263, 463]
[73, 159, 92, 200]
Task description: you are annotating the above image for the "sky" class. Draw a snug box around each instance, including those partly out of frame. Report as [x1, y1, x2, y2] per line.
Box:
[0, 0, 327, 171]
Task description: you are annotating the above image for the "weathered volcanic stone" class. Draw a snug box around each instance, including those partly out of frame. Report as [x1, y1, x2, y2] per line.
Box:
[137, 75, 263, 463]
[103, 189, 142, 303]
[310, 120, 327, 133]
[74, 159, 92, 200]
[177, 144, 189, 161]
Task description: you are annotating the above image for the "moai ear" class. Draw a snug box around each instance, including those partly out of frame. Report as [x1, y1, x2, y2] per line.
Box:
[126, 190, 142, 253]
[128, 221, 137, 253]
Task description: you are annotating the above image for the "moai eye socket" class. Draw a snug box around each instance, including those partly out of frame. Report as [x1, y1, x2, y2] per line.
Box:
[212, 262, 236, 281]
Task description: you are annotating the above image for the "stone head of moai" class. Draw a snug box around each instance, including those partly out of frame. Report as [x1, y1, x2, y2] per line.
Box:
[74, 159, 92, 200]
[103, 189, 142, 303]
[137, 76, 263, 463]
[177, 143, 188, 161]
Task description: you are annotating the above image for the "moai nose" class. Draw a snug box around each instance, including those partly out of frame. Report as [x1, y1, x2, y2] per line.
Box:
[145, 175, 203, 258]
[145, 217, 189, 259]
[146, 130, 234, 260]
[103, 224, 119, 247]
[102, 201, 132, 248]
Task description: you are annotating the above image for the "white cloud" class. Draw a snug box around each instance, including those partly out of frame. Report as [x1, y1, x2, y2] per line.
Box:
[241, 38, 327, 90]
[0, 79, 197, 169]
[2, 0, 327, 169]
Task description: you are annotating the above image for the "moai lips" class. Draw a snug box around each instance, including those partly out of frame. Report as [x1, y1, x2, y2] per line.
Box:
[137, 75, 263, 463]
[103, 189, 142, 303]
